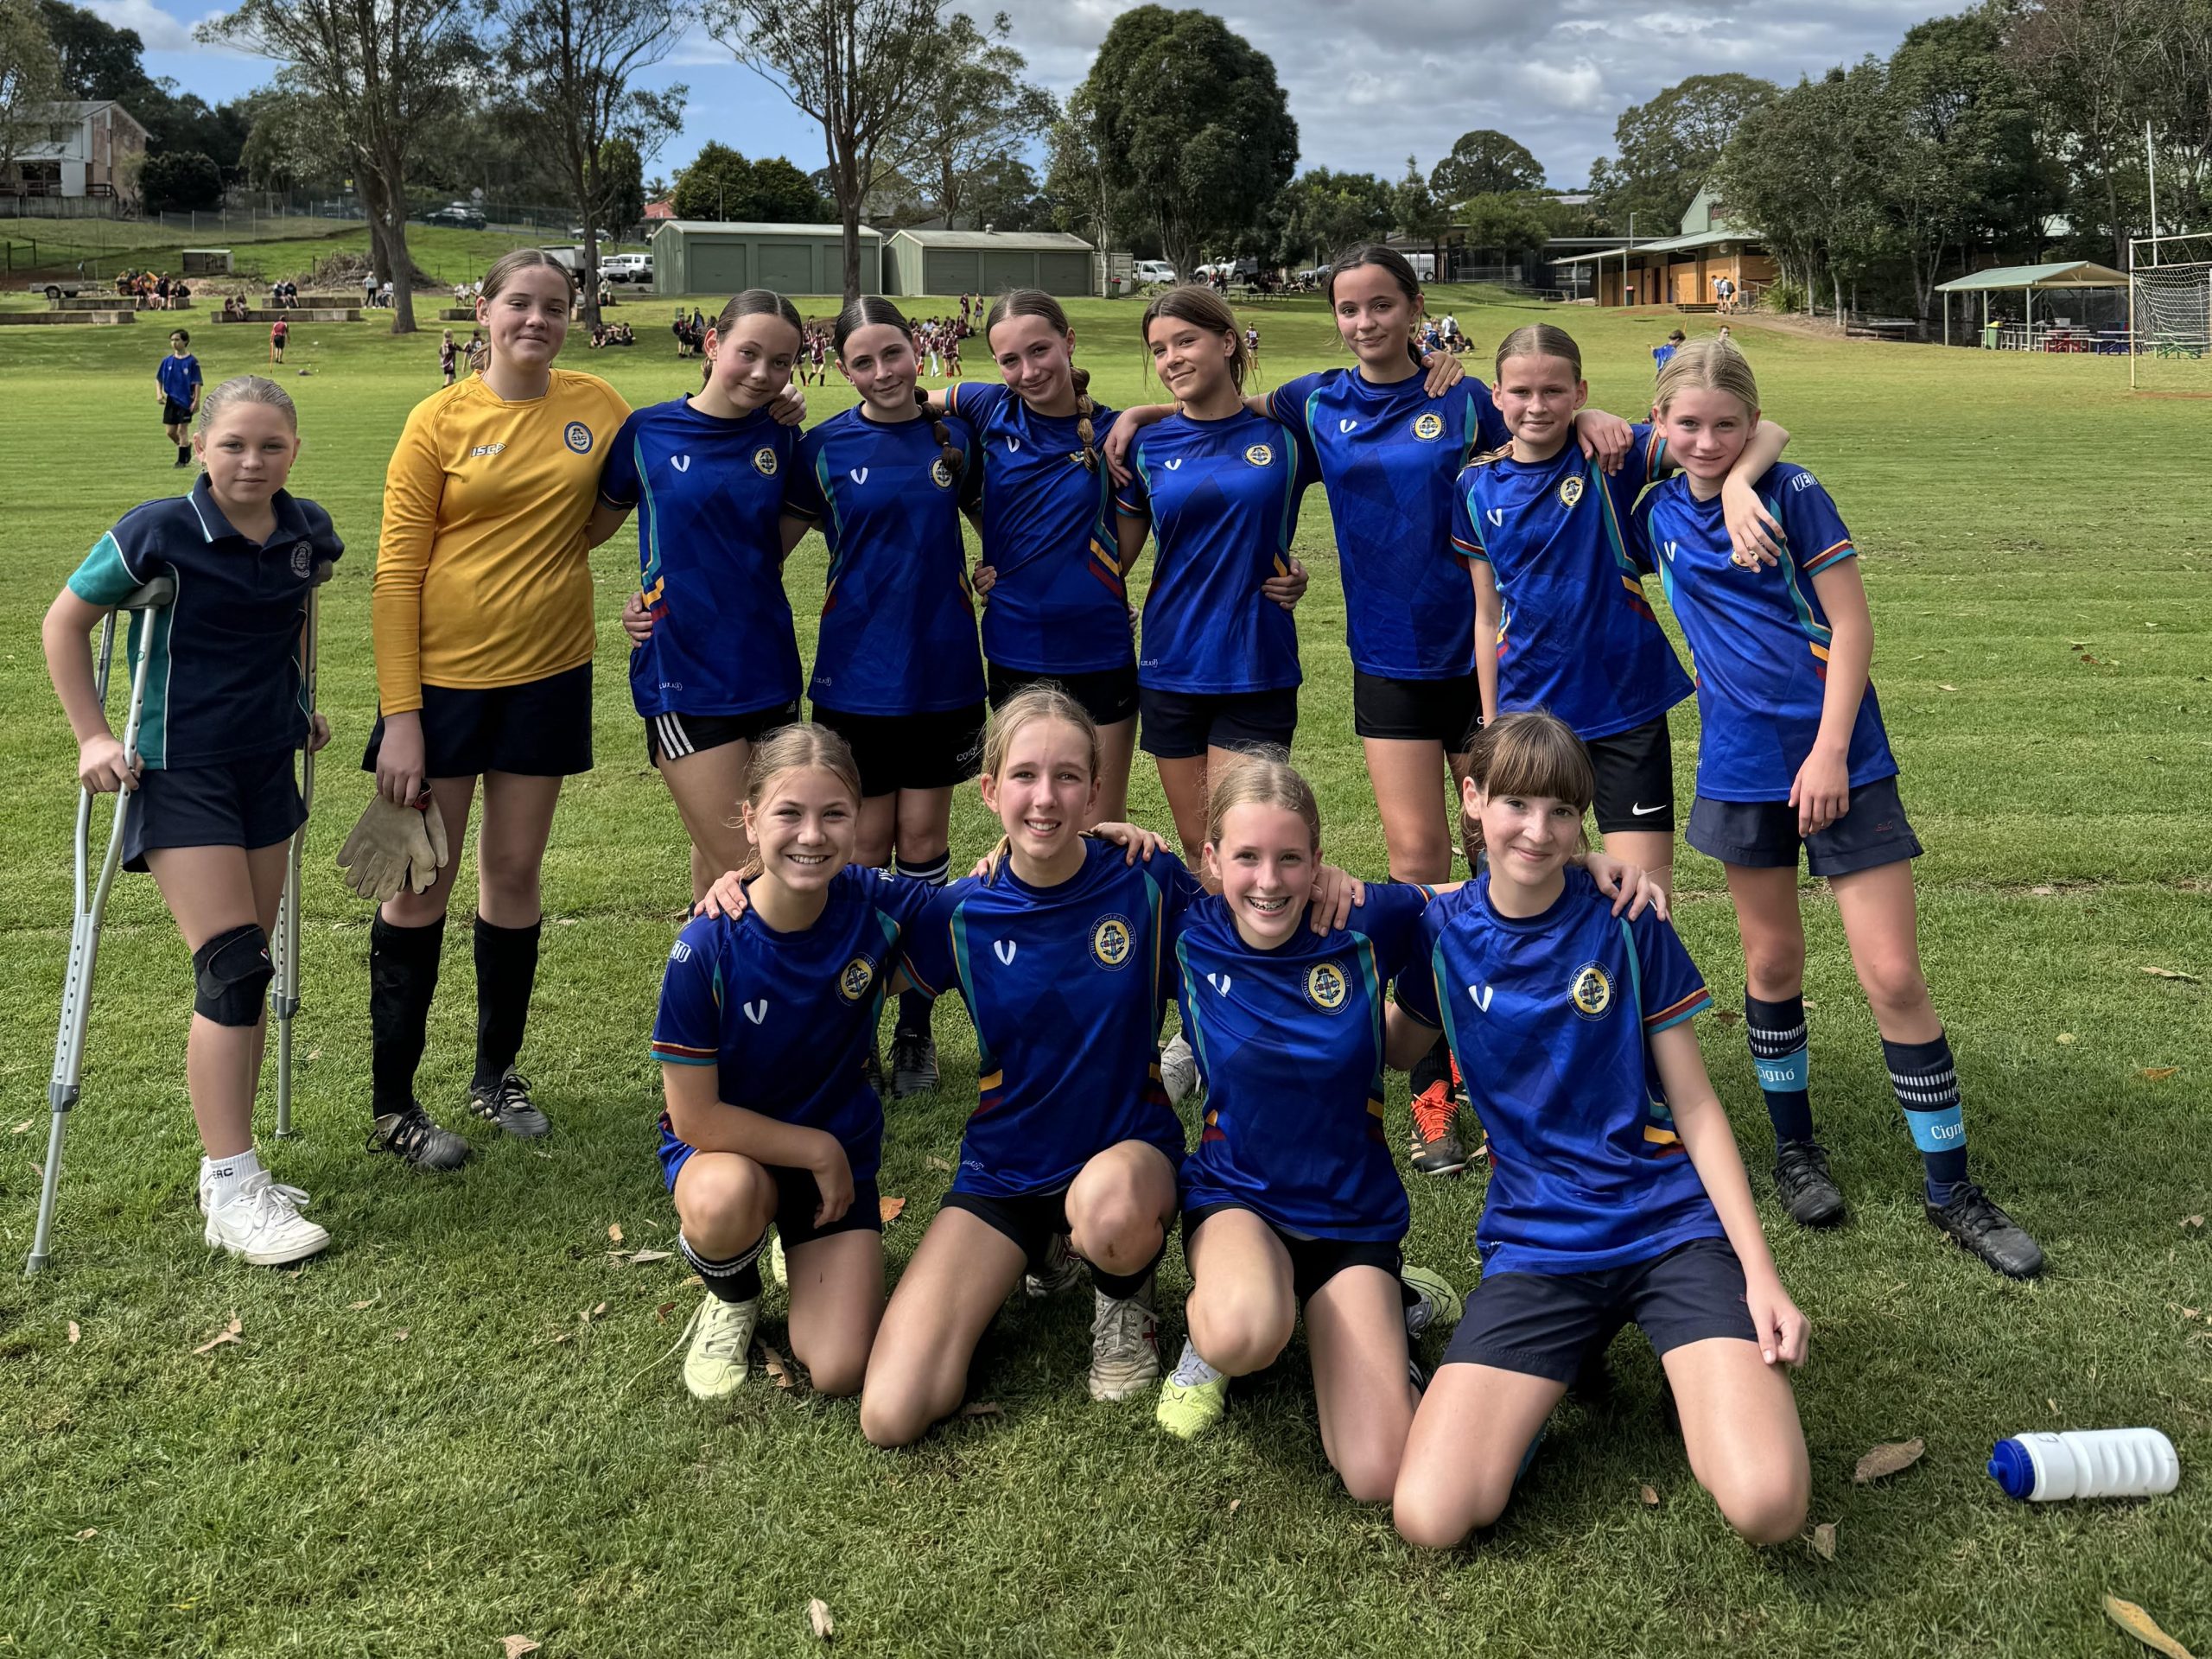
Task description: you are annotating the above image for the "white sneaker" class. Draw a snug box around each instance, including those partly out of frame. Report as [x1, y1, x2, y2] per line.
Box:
[1159, 1032, 1199, 1106]
[1023, 1230, 1085, 1300]
[768, 1232, 786, 1289]
[680, 1294, 758, 1400]
[1088, 1274, 1160, 1402]
[203, 1171, 330, 1267]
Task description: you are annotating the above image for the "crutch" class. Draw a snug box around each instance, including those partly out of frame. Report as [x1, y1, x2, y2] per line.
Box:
[268, 559, 334, 1140]
[28, 574, 177, 1275]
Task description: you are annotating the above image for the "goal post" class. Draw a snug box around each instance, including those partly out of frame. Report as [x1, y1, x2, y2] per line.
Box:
[2129, 233, 2212, 392]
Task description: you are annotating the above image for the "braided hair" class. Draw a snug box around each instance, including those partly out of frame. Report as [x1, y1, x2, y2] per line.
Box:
[985, 288, 1097, 474]
[833, 296, 963, 479]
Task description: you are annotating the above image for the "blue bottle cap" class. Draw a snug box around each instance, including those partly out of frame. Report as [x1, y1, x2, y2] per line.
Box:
[1987, 1438, 2035, 1499]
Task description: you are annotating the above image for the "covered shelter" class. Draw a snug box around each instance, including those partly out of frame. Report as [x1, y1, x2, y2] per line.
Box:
[884, 229, 1096, 299]
[1933, 260, 2130, 349]
[650, 220, 881, 299]
[1548, 183, 1776, 308]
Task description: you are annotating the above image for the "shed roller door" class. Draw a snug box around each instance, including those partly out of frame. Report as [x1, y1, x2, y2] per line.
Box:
[1037, 251, 1090, 295]
[980, 251, 1030, 293]
[925, 249, 982, 295]
[758, 243, 815, 294]
[691, 242, 748, 294]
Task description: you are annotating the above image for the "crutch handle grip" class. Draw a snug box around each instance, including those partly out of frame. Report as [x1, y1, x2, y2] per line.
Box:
[309, 560, 335, 588]
[121, 575, 176, 611]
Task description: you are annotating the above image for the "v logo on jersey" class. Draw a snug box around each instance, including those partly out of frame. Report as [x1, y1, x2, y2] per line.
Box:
[1485, 507, 1504, 528]
[1466, 983, 1494, 1012]
[1005, 436, 1021, 454]
[1663, 539, 1679, 563]
[993, 940, 1017, 965]
[849, 467, 869, 485]
[1206, 972, 1232, 995]
[742, 999, 767, 1025]
[1163, 459, 1183, 471]
[671, 454, 691, 473]
[1338, 418, 1359, 434]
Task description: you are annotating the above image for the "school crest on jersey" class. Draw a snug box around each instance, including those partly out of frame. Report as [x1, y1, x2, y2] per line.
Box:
[1568, 961, 1612, 1020]
[930, 456, 955, 489]
[289, 540, 313, 577]
[1091, 915, 1134, 970]
[1306, 960, 1350, 1014]
[1411, 410, 1445, 442]
[1243, 442, 1274, 467]
[563, 420, 594, 454]
[1556, 474, 1585, 510]
[753, 447, 778, 477]
[837, 956, 876, 1002]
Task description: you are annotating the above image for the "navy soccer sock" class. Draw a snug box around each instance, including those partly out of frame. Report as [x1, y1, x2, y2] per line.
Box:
[680, 1229, 766, 1304]
[1745, 993, 1814, 1145]
[369, 913, 444, 1117]
[893, 852, 950, 1033]
[1883, 1031, 1970, 1203]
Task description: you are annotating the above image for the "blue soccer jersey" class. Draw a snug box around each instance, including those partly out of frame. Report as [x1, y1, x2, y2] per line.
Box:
[66, 476, 344, 768]
[1267, 369, 1508, 679]
[156, 353, 200, 406]
[1116, 409, 1316, 695]
[1450, 423, 1693, 740]
[1177, 883, 1433, 1242]
[1637, 467, 1898, 803]
[943, 380, 1132, 676]
[1397, 867, 1719, 1275]
[599, 397, 803, 721]
[786, 407, 986, 715]
[650, 866, 939, 1181]
[903, 839, 1197, 1197]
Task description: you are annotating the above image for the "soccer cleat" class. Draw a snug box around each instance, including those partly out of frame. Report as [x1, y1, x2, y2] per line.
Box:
[1159, 1031, 1199, 1105]
[679, 1294, 758, 1399]
[204, 1171, 330, 1267]
[1024, 1230, 1085, 1300]
[1772, 1139, 1847, 1229]
[1088, 1274, 1160, 1402]
[1155, 1342, 1228, 1439]
[367, 1104, 471, 1171]
[1408, 1080, 1466, 1177]
[468, 1068, 550, 1138]
[1401, 1263, 1462, 1339]
[889, 1027, 938, 1098]
[1925, 1183, 2045, 1280]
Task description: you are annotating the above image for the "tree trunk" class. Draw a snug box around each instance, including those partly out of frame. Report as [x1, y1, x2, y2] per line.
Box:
[837, 150, 863, 303]
[582, 154, 602, 328]
[379, 145, 418, 335]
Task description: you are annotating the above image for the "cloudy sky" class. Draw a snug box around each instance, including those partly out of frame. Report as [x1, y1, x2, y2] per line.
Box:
[118, 0, 1944, 192]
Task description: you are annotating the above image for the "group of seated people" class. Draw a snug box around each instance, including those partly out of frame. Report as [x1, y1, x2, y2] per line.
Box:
[113, 270, 189, 308]
[266, 280, 302, 308]
[588, 321, 637, 348]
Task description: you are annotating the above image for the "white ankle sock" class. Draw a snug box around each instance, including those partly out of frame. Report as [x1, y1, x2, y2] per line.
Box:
[1171, 1338, 1221, 1388]
[200, 1147, 263, 1209]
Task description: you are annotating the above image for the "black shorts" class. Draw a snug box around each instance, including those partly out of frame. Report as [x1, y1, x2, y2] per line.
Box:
[1586, 713, 1675, 835]
[1185, 1202, 1402, 1306]
[1442, 1236, 1757, 1382]
[645, 702, 801, 766]
[1138, 685, 1299, 760]
[1352, 669, 1483, 750]
[810, 702, 985, 796]
[120, 749, 304, 873]
[1687, 772, 1922, 879]
[939, 1188, 1071, 1273]
[988, 662, 1141, 728]
[162, 399, 194, 428]
[362, 663, 594, 779]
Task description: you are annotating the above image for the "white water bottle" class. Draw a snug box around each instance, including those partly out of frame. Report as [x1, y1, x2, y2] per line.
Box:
[1986, 1428, 2180, 1501]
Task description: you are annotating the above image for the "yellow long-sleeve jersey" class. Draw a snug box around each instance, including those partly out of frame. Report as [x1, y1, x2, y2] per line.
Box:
[372, 369, 631, 713]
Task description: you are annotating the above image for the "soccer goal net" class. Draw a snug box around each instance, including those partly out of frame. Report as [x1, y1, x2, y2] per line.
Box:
[2129, 234, 2212, 391]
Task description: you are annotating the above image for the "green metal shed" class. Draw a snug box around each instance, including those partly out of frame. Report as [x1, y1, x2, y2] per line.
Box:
[884, 230, 1096, 299]
[651, 220, 882, 299]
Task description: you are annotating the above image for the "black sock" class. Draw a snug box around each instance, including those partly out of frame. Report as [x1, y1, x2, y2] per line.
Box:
[1745, 993, 1814, 1144]
[1882, 1031, 1969, 1202]
[369, 914, 444, 1117]
[680, 1229, 765, 1303]
[893, 852, 950, 1033]
[1090, 1242, 1163, 1300]
[1409, 1032, 1450, 1098]
[472, 913, 541, 1090]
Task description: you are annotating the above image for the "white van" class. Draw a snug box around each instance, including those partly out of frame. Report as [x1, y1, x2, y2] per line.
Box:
[1133, 260, 1176, 285]
[602, 252, 653, 284]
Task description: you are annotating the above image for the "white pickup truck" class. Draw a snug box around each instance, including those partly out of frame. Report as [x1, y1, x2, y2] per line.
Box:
[27, 277, 100, 301]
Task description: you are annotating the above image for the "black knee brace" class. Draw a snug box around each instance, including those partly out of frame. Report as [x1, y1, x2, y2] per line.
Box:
[193, 923, 273, 1027]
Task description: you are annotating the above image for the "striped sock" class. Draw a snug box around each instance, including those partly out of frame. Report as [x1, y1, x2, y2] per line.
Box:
[1745, 993, 1814, 1144]
[893, 852, 950, 1033]
[1882, 1032, 1969, 1202]
[680, 1229, 766, 1305]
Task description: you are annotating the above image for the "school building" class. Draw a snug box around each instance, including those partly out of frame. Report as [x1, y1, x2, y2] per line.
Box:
[1553, 183, 1777, 308]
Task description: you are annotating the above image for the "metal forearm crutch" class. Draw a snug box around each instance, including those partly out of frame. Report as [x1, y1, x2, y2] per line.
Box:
[28, 574, 178, 1275]
[268, 559, 333, 1140]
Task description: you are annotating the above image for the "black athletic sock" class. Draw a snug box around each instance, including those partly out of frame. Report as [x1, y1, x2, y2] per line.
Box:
[1090, 1242, 1163, 1300]
[1745, 993, 1814, 1145]
[472, 913, 541, 1091]
[369, 914, 444, 1118]
[893, 853, 950, 1033]
[679, 1229, 766, 1304]
[1882, 1031, 1969, 1202]
[1409, 1033, 1450, 1098]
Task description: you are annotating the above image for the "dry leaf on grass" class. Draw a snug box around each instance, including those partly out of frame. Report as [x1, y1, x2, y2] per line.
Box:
[1811, 1522, 1838, 1560]
[2056, 1033, 2077, 1045]
[626, 1249, 673, 1266]
[1853, 1438, 1925, 1484]
[807, 1598, 835, 1641]
[73, 1529, 97, 1541]
[1938, 683, 1960, 692]
[67, 1321, 79, 1344]
[500, 1638, 542, 1659]
[958, 1401, 1002, 1419]
[2183, 1216, 2204, 1230]
[1638, 1484, 1659, 1508]
[655, 1301, 677, 1323]
[760, 1344, 797, 1390]
[2141, 1067, 2180, 1082]
[10, 1120, 32, 1135]
[607, 1222, 625, 1244]
[1711, 1009, 1741, 1025]
[925, 1154, 954, 1173]
[879, 1196, 907, 1224]
[2104, 1596, 2196, 1659]
[348, 1294, 380, 1311]
[2142, 966, 2201, 982]
[192, 1314, 243, 1356]
[392, 1329, 410, 1344]
[590, 1301, 607, 1319]
[1227, 1498, 1242, 1516]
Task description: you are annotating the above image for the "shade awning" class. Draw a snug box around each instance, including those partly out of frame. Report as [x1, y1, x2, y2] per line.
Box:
[1935, 261, 2129, 293]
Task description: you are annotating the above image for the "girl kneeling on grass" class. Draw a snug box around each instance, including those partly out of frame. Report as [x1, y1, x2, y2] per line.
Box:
[1636, 340, 2042, 1277]
[41, 375, 343, 1266]
[1389, 712, 1810, 1548]
[651, 724, 941, 1399]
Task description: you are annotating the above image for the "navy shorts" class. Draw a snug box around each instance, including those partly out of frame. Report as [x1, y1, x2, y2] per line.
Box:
[120, 749, 304, 873]
[1586, 713, 1675, 835]
[1352, 669, 1483, 751]
[161, 399, 194, 428]
[939, 1187, 1071, 1272]
[988, 662, 1141, 728]
[1138, 685, 1299, 760]
[362, 663, 594, 779]
[657, 1125, 882, 1249]
[644, 701, 800, 766]
[1442, 1236, 1758, 1382]
[810, 702, 985, 796]
[1687, 772, 1922, 879]
[1185, 1202, 1402, 1306]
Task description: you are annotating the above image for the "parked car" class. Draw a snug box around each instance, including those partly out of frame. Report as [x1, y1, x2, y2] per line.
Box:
[426, 202, 487, 229]
[1132, 259, 1176, 285]
[601, 252, 653, 284]
[29, 277, 97, 300]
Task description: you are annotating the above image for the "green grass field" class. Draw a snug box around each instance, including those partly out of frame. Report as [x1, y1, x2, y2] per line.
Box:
[1, 290, 2207, 1657]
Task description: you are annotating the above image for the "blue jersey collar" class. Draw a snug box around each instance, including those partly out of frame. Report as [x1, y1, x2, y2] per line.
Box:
[187, 473, 310, 547]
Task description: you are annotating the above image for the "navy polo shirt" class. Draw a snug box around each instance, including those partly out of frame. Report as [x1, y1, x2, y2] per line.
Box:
[67, 476, 344, 768]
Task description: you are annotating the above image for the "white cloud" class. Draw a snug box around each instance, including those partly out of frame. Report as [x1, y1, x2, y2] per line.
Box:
[82, 0, 225, 54]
